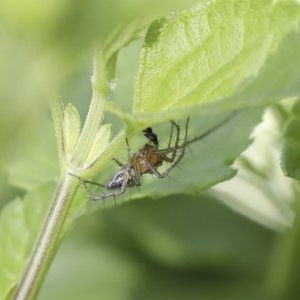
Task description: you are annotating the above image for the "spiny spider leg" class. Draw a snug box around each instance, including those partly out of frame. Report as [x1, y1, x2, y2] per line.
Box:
[81, 179, 106, 189]
[112, 158, 125, 167]
[154, 112, 236, 155]
[125, 138, 131, 158]
[160, 119, 183, 163]
[69, 173, 105, 200]
[131, 163, 142, 186]
[167, 120, 174, 149]
[144, 117, 189, 178]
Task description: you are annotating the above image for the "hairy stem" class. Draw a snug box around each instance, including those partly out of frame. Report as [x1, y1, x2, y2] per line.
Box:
[13, 49, 112, 299]
[71, 51, 110, 167]
[13, 173, 78, 300]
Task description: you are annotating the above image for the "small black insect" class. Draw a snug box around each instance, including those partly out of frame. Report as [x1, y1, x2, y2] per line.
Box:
[142, 127, 158, 146]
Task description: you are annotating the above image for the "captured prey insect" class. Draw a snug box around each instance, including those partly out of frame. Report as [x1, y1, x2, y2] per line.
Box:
[76, 112, 237, 201]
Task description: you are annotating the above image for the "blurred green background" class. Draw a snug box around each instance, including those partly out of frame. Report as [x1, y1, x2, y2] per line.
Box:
[40, 195, 276, 300]
[0, 1, 299, 299]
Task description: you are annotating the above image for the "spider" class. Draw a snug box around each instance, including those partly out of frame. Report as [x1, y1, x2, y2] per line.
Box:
[74, 112, 237, 201]
[77, 118, 189, 201]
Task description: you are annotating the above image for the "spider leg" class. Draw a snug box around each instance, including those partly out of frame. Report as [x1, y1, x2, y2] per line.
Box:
[112, 158, 125, 167]
[130, 164, 142, 186]
[160, 117, 189, 163]
[167, 121, 175, 148]
[110, 137, 130, 170]
[112, 137, 131, 168]
[156, 111, 238, 154]
[144, 117, 190, 178]
[69, 173, 106, 188]
[169, 120, 181, 160]
[158, 120, 180, 163]
[126, 138, 131, 159]
[81, 179, 106, 188]
[109, 138, 132, 168]
[69, 173, 105, 200]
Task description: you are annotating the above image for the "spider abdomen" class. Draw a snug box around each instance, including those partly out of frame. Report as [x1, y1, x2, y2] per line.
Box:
[106, 167, 127, 190]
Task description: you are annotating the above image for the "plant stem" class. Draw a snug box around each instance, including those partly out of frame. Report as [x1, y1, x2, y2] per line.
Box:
[266, 195, 300, 300]
[13, 49, 111, 299]
[13, 173, 78, 300]
[71, 51, 110, 167]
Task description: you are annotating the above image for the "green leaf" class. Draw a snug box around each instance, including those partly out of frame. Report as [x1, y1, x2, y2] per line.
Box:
[105, 0, 300, 129]
[63, 103, 81, 160]
[3, 1, 300, 296]
[85, 107, 264, 208]
[102, 1, 300, 212]
[226, 31, 300, 109]
[134, 0, 300, 116]
[84, 123, 112, 168]
[213, 118, 296, 232]
[281, 99, 300, 179]
[7, 121, 59, 191]
[0, 181, 87, 299]
[0, 183, 54, 299]
[49, 96, 64, 167]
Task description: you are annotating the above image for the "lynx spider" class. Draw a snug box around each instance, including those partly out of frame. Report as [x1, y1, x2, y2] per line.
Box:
[78, 118, 189, 201]
[73, 112, 237, 201]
